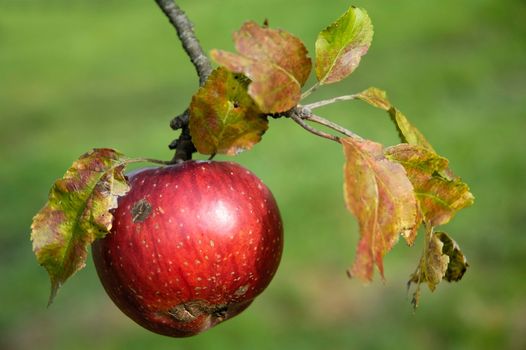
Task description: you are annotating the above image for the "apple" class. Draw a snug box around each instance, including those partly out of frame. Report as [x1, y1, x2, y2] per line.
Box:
[92, 160, 283, 337]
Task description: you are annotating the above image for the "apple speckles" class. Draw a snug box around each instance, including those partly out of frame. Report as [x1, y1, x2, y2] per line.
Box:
[209, 240, 215, 247]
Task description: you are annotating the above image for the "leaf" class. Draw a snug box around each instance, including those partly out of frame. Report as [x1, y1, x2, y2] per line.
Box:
[409, 228, 449, 292]
[189, 67, 268, 155]
[315, 7, 373, 84]
[342, 137, 418, 281]
[211, 21, 311, 113]
[436, 231, 469, 282]
[356, 87, 435, 151]
[385, 144, 474, 226]
[408, 230, 468, 307]
[30, 148, 130, 304]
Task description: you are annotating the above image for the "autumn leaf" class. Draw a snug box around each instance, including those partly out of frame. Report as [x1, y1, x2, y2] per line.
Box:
[189, 67, 268, 155]
[356, 87, 435, 151]
[385, 144, 474, 226]
[30, 149, 130, 304]
[316, 7, 373, 84]
[342, 137, 417, 281]
[211, 21, 311, 113]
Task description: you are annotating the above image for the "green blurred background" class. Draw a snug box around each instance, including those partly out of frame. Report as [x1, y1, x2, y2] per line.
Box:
[1, 0, 525, 349]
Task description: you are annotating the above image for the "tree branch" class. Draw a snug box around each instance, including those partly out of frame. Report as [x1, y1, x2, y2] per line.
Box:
[288, 106, 363, 144]
[289, 109, 341, 143]
[155, 0, 212, 86]
[154, 0, 212, 162]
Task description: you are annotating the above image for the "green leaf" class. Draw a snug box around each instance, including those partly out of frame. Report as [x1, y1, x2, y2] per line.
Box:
[211, 21, 311, 113]
[30, 149, 130, 304]
[385, 144, 474, 226]
[436, 231, 469, 282]
[356, 87, 435, 151]
[315, 7, 373, 84]
[342, 137, 418, 281]
[189, 67, 268, 155]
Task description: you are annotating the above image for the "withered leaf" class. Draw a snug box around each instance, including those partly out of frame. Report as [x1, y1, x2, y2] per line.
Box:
[437, 231, 469, 282]
[408, 230, 469, 308]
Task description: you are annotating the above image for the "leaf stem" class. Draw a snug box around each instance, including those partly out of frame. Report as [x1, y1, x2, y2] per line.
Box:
[300, 82, 320, 99]
[127, 158, 173, 166]
[304, 94, 358, 109]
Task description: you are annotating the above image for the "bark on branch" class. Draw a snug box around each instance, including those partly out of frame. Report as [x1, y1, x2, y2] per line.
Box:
[154, 0, 211, 162]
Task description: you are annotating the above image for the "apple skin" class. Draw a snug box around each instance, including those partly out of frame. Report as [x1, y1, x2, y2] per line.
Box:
[92, 161, 283, 337]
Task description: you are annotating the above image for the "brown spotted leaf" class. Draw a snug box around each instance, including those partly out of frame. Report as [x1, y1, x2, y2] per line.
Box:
[356, 87, 435, 151]
[409, 228, 449, 293]
[316, 7, 373, 84]
[211, 21, 311, 113]
[437, 231, 469, 282]
[189, 67, 267, 155]
[385, 144, 474, 226]
[408, 230, 468, 307]
[342, 137, 418, 281]
[30, 149, 130, 304]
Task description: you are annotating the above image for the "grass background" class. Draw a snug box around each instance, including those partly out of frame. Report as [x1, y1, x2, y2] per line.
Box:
[1, 0, 525, 349]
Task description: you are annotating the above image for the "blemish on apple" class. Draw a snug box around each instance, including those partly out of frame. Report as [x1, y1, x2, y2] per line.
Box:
[131, 198, 152, 223]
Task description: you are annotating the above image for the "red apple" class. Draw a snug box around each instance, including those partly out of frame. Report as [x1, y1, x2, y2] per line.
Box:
[92, 161, 283, 337]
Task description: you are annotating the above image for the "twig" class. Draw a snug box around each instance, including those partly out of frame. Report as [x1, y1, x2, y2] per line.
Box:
[154, 0, 212, 86]
[304, 94, 358, 110]
[289, 111, 341, 143]
[303, 111, 361, 139]
[288, 106, 363, 143]
[154, 0, 212, 162]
